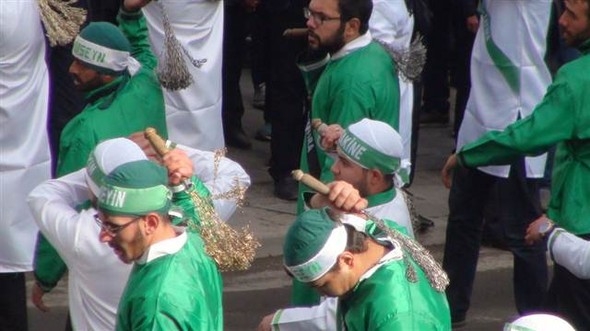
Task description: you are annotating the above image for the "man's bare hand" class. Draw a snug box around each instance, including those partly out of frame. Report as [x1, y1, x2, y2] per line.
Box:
[256, 313, 274, 331]
[324, 181, 368, 212]
[123, 0, 152, 12]
[128, 131, 161, 162]
[525, 215, 551, 245]
[31, 283, 50, 312]
[441, 154, 458, 189]
[466, 15, 479, 34]
[162, 149, 194, 186]
[319, 124, 344, 151]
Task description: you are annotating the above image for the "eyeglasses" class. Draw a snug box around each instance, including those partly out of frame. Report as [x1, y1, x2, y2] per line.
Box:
[94, 214, 142, 236]
[303, 7, 341, 25]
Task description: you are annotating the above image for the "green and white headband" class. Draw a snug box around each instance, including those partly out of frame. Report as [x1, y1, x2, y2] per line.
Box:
[337, 129, 400, 174]
[73, 36, 140, 75]
[99, 184, 172, 216]
[285, 225, 347, 283]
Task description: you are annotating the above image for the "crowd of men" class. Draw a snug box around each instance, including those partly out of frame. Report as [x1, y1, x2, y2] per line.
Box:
[3, 0, 590, 330]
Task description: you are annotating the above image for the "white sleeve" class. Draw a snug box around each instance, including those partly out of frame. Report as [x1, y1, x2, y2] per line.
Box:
[27, 169, 91, 263]
[549, 228, 590, 279]
[369, 0, 414, 51]
[270, 297, 338, 331]
[178, 144, 251, 221]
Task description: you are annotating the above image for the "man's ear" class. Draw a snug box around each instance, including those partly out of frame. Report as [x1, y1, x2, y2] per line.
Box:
[344, 18, 361, 39]
[367, 168, 384, 185]
[142, 213, 161, 236]
[338, 251, 355, 269]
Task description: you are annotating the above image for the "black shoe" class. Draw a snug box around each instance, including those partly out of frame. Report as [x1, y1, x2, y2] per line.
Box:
[274, 177, 298, 201]
[452, 320, 467, 329]
[225, 129, 252, 149]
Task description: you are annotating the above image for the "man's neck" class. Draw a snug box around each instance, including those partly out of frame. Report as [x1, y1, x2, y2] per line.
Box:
[356, 240, 390, 275]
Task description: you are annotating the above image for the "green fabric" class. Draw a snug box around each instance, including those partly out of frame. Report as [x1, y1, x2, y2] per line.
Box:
[284, 209, 337, 267]
[481, 3, 520, 95]
[56, 9, 166, 178]
[116, 232, 223, 331]
[74, 22, 131, 75]
[170, 176, 212, 227]
[297, 42, 400, 214]
[338, 129, 400, 174]
[290, 213, 410, 306]
[337, 256, 451, 330]
[99, 161, 171, 216]
[35, 9, 167, 291]
[458, 39, 590, 235]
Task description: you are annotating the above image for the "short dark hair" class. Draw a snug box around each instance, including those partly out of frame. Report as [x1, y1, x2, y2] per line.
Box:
[338, 0, 372, 35]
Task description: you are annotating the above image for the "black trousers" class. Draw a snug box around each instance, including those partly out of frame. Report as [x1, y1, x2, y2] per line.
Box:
[266, 0, 308, 181]
[0, 272, 28, 331]
[443, 159, 548, 321]
[222, 4, 252, 133]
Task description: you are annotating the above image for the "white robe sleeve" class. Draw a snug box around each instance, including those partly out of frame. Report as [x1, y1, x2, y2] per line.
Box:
[270, 297, 338, 331]
[548, 229, 590, 279]
[27, 169, 92, 263]
[178, 144, 251, 221]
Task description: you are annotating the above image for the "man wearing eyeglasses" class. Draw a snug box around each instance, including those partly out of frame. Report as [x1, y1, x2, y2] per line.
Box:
[96, 155, 223, 331]
[27, 137, 247, 330]
[297, 0, 403, 214]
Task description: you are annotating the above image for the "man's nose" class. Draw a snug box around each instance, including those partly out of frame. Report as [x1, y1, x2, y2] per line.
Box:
[98, 229, 113, 243]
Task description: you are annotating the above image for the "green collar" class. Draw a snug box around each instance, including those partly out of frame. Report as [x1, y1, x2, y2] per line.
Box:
[85, 74, 127, 109]
[366, 187, 396, 208]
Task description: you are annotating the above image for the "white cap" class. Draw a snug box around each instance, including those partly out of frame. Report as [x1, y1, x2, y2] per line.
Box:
[504, 314, 575, 331]
[85, 138, 148, 196]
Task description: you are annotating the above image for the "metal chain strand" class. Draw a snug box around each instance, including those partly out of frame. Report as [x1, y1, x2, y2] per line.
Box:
[362, 210, 450, 292]
[375, 34, 427, 82]
[156, 1, 194, 90]
[187, 189, 260, 272]
[401, 189, 421, 239]
[38, 0, 86, 47]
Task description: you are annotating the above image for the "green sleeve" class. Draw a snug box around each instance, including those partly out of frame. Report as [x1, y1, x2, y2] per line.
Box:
[56, 140, 93, 177]
[171, 176, 213, 228]
[33, 234, 67, 291]
[459, 78, 576, 168]
[117, 8, 158, 71]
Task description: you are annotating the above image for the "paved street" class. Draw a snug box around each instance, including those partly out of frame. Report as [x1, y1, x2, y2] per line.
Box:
[26, 74, 538, 331]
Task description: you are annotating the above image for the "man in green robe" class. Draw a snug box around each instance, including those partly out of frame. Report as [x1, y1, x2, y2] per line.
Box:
[97, 159, 222, 331]
[275, 208, 450, 330]
[441, 0, 590, 328]
[33, 0, 168, 307]
[297, 0, 402, 214]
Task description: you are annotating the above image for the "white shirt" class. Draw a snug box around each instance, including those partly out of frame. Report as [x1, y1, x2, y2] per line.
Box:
[457, 0, 552, 178]
[0, 1, 51, 272]
[143, 0, 225, 151]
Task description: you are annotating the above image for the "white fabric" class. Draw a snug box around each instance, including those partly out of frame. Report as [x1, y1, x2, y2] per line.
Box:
[548, 229, 590, 279]
[178, 144, 251, 221]
[137, 227, 187, 264]
[26, 144, 248, 329]
[347, 119, 404, 159]
[0, 1, 51, 272]
[505, 313, 576, 331]
[369, 0, 414, 179]
[86, 138, 148, 196]
[271, 245, 403, 331]
[143, 0, 225, 151]
[286, 226, 348, 283]
[27, 170, 132, 331]
[456, 0, 552, 178]
[331, 32, 372, 60]
[367, 188, 414, 238]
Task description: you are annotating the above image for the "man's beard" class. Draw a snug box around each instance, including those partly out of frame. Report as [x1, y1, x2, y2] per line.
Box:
[314, 23, 346, 55]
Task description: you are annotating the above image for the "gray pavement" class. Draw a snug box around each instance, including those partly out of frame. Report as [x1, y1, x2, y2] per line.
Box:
[27, 74, 528, 331]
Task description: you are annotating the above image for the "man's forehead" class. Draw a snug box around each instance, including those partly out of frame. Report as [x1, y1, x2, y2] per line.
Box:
[309, 0, 339, 13]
